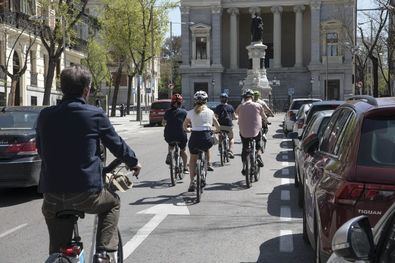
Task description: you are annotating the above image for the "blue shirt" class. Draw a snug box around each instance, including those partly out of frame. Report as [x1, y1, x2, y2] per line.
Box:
[214, 104, 235, 126]
[164, 107, 187, 140]
[36, 97, 138, 193]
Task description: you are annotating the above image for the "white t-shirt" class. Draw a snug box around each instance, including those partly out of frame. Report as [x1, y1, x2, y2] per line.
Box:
[187, 106, 214, 131]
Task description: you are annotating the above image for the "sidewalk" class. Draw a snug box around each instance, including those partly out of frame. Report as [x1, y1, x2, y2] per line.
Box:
[109, 112, 150, 134]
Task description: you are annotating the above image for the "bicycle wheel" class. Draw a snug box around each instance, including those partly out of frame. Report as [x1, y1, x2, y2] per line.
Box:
[219, 138, 224, 166]
[254, 153, 261, 182]
[169, 152, 176, 186]
[245, 154, 251, 188]
[224, 136, 229, 163]
[107, 228, 123, 263]
[196, 159, 201, 203]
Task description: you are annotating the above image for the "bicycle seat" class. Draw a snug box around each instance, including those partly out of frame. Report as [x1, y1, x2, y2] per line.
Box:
[56, 210, 85, 219]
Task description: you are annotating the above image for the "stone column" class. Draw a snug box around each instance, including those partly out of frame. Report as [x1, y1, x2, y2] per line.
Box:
[180, 6, 190, 66]
[227, 8, 239, 69]
[271, 6, 283, 68]
[294, 5, 305, 67]
[212, 6, 222, 67]
[310, 1, 321, 65]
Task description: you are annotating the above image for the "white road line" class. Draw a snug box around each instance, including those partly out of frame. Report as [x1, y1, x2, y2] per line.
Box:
[123, 214, 167, 259]
[0, 223, 28, 239]
[281, 162, 289, 167]
[281, 168, 290, 176]
[280, 206, 292, 221]
[281, 190, 291, 201]
[281, 178, 291, 185]
[283, 155, 289, 160]
[279, 230, 294, 252]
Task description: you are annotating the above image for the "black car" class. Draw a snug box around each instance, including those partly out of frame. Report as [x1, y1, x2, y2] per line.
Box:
[0, 106, 45, 188]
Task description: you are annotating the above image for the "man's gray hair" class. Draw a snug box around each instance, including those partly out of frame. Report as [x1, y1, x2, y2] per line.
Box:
[60, 65, 91, 97]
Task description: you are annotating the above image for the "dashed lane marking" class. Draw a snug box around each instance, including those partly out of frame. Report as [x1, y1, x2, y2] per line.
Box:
[281, 190, 291, 201]
[280, 206, 292, 221]
[279, 230, 294, 252]
[0, 224, 28, 239]
[281, 178, 291, 185]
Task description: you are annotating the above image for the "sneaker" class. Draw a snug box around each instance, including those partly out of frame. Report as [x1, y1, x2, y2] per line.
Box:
[201, 178, 206, 188]
[257, 155, 264, 167]
[183, 168, 190, 174]
[228, 151, 235, 159]
[188, 184, 196, 192]
[93, 252, 110, 263]
[165, 153, 171, 165]
[207, 165, 214, 172]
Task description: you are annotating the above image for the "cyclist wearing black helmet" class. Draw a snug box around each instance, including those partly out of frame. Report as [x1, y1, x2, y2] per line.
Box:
[214, 93, 237, 158]
[163, 93, 189, 174]
[236, 89, 267, 174]
[183, 90, 220, 192]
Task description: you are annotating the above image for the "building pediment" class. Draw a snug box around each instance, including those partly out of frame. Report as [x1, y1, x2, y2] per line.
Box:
[190, 23, 211, 34]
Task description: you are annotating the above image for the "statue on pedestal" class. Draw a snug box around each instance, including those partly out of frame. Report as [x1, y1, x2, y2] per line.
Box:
[251, 13, 263, 43]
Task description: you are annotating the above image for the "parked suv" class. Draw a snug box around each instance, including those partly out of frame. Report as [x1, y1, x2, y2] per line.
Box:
[149, 99, 171, 126]
[302, 96, 395, 262]
[283, 98, 322, 134]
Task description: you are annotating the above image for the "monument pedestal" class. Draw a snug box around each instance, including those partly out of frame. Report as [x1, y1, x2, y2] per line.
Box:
[242, 41, 272, 100]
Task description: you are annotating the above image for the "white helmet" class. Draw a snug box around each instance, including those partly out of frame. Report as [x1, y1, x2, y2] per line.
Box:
[193, 90, 208, 103]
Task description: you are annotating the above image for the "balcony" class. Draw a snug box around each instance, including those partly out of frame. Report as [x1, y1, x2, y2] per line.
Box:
[0, 11, 41, 35]
[30, 72, 38, 86]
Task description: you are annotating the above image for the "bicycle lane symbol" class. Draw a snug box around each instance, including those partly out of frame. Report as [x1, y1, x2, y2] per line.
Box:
[122, 201, 190, 260]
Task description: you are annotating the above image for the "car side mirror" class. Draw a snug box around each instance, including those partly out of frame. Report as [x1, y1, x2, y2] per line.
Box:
[287, 132, 298, 139]
[332, 216, 374, 261]
[302, 133, 319, 154]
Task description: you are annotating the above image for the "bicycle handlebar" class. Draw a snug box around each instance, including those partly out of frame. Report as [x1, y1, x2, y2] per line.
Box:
[103, 158, 123, 174]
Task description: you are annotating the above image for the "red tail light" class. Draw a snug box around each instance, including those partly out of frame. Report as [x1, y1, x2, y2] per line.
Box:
[335, 182, 364, 205]
[362, 184, 395, 200]
[5, 139, 37, 155]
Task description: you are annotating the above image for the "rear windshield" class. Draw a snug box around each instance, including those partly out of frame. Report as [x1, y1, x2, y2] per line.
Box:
[291, 100, 320, 110]
[358, 118, 395, 167]
[151, 102, 171, 110]
[0, 112, 39, 130]
[306, 105, 340, 124]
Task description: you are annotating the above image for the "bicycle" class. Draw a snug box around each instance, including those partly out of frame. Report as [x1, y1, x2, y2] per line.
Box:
[168, 141, 184, 186]
[243, 138, 261, 188]
[45, 159, 135, 263]
[218, 130, 230, 166]
[261, 123, 269, 152]
[195, 149, 208, 203]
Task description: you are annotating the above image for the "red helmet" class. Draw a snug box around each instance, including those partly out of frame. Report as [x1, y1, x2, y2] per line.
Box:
[171, 93, 183, 105]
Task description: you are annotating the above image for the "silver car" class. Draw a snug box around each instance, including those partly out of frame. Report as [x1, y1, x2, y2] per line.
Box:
[283, 98, 322, 134]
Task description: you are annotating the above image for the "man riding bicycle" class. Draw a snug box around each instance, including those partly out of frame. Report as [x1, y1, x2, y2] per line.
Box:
[163, 93, 189, 174]
[36, 66, 141, 263]
[183, 90, 220, 192]
[253, 90, 274, 138]
[214, 93, 237, 158]
[236, 89, 267, 175]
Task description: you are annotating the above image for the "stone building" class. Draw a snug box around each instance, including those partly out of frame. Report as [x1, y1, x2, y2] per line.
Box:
[0, 0, 90, 106]
[180, 0, 356, 109]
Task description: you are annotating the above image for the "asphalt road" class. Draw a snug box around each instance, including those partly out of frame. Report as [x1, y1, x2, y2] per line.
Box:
[0, 114, 314, 263]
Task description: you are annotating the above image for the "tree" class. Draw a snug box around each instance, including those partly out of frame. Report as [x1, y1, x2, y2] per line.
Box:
[101, 0, 170, 118]
[160, 36, 181, 98]
[37, 0, 88, 105]
[0, 25, 36, 106]
[81, 38, 110, 97]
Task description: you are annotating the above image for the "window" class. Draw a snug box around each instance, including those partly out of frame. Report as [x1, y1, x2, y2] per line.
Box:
[326, 33, 338, 56]
[196, 37, 207, 60]
[30, 50, 36, 73]
[30, 96, 37, 106]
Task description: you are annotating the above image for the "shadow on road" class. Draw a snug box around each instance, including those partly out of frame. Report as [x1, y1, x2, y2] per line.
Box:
[275, 129, 283, 134]
[272, 133, 285, 139]
[276, 151, 295, 162]
[132, 179, 174, 189]
[266, 183, 301, 219]
[130, 194, 184, 206]
[256, 233, 313, 263]
[273, 167, 295, 179]
[280, 140, 293, 149]
[204, 181, 245, 191]
[0, 187, 42, 208]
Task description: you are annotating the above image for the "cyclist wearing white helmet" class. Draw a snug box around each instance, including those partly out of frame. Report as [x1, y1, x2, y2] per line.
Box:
[236, 89, 267, 174]
[183, 90, 220, 192]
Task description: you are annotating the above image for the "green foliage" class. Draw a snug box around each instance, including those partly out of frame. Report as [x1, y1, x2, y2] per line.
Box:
[81, 38, 110, 96]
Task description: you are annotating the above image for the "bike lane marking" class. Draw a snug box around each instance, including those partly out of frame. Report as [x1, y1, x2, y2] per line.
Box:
[279, 230, 294, 252]
[123, 202, 190, 260]
[0, 223, 28, 239]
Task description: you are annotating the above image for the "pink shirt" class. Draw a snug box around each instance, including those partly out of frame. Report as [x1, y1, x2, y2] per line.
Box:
[236, 100, 265, 138]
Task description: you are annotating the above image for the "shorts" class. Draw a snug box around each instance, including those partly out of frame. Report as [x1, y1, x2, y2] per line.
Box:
[220, 125, 234, 140]
[240, 132, 262, 162]
[165, 136, 187, 150]
[188, 131, 214, 154]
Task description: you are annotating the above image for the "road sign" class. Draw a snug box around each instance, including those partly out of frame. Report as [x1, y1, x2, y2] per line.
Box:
[288, 88, 295, 96]
[168, 83, 174, 89]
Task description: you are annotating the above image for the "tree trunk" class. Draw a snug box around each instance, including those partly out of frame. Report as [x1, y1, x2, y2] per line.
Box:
[8, 78, 18, 106]
[110, 62, 124, 117]
[43, 59, 57, 105]
[136, 74, 141, 121]
[371, 56, 379, 97]
[126, 74, 133, 115]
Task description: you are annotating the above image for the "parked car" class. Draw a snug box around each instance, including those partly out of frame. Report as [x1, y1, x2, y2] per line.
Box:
[283, 98, 322, 134]
[328, 201, 395, 263]
[290, 110, 334, 207]
[302, 96, 395, 262]
[292, 103, 312, 143]
[304, 100, 344, 127]
[149, 99, 171, 126]
[0, 106, 44, 188]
